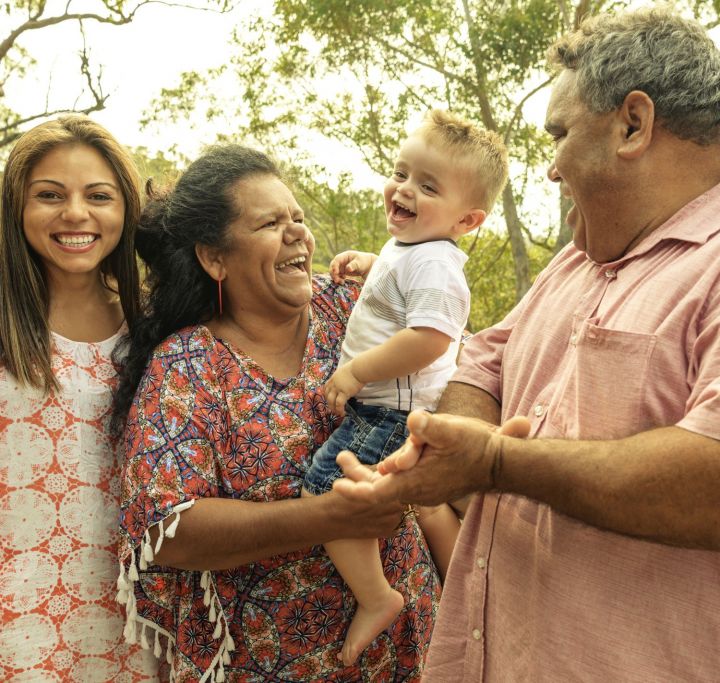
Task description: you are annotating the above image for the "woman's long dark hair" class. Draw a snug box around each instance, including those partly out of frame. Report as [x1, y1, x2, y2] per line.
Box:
[0, 114, 142, 392]
[112, 144, 280, 433]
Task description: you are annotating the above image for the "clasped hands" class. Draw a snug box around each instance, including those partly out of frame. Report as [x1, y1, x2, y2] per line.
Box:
[332, 409, 531, 508]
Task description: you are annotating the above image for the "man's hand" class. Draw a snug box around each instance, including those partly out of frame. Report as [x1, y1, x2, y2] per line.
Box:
[333, 410, 530, 505]
[329, 250, 377, 283]
[323, 362, 365, 416]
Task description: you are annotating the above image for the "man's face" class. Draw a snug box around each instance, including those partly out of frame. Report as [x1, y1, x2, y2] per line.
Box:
[544, 70, 630, 263]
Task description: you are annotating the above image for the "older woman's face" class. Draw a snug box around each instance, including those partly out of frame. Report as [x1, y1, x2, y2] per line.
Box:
[221, 174, 315, 317]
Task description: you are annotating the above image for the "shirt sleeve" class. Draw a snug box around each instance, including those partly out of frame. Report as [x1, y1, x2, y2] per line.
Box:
[119, 331, 225, 549]
[452, 295, 527, 403]
[401, 254, 470, 339]
[677, 275, 720, 440]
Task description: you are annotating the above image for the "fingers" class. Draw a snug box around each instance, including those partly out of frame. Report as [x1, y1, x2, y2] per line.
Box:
[333, 451, 381, 502]
[323, 385, 347, 417]
[329, 258, 344, 284]
[498, 415, 531, 438]
[336, 451, 377, 483]
[377, 439, 421, 474]
[329, 251, 357, 283]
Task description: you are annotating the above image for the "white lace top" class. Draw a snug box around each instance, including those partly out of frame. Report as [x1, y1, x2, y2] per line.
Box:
[0, 328, 160, 682]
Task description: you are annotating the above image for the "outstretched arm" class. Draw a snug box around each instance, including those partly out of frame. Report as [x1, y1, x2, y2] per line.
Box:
[324, 327, 452, 415]
[151, 490, 404, 571]
[335, 403, 720, 550]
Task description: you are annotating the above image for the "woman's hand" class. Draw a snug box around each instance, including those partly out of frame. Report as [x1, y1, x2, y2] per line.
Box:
[330, 250, 377, 283]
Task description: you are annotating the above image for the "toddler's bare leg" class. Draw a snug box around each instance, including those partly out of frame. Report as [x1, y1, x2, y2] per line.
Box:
[325, 537, 404, 666]
[417, 503, 461, 582]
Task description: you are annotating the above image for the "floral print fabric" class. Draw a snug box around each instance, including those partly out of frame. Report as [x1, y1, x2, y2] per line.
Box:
[118, 276, 440, 682]
[0, 328, 159, 682]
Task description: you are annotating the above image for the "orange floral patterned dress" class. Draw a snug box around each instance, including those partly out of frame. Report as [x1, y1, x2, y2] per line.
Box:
[0, 328, 160, 682]
[118, 276, 440, 683]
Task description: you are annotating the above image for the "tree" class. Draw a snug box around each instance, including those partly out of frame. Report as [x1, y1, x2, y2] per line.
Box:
[143, 1, 600, 303]
[141, 0, 720, 324]
[0, 0, 231, 152]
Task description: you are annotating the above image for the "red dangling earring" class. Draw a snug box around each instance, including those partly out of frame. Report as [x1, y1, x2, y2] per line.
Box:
[217, 278, 223, 316]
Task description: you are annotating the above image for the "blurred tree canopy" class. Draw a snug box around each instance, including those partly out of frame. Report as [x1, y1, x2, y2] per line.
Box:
[5, 0, 719, 330]
[0, 0, 230, 151]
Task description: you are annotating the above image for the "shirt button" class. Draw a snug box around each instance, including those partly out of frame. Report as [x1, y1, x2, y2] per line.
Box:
[472, 628, 482, 641]
[476, 556, 486, 569]
[570, 333, 578, 345]
[533, 404, 545, 417]
[604, 269, 617, 279]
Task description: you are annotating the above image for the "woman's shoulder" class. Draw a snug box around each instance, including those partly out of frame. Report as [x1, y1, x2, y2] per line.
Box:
[151, 324, 217, 358]
[312, 274, 361, 323]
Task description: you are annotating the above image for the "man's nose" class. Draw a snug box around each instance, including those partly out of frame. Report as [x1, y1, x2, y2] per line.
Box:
[547, 161, 561, 183]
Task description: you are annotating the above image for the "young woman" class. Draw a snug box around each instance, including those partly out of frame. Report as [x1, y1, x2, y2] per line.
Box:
[0, 115, 160, 681]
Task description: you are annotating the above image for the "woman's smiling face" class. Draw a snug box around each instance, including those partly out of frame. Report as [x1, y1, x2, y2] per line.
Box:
[219, 174, 315, 318]
[23, 143, 125, 282]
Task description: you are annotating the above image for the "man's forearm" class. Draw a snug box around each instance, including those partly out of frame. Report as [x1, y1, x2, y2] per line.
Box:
[436, 380, 501, 424]
[497, 425, 720, 549]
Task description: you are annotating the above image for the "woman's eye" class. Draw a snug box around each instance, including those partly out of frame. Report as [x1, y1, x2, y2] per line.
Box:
[89, 193, 112, 201]
[36, 191, 61, 200]
[262, 221, 277, 229]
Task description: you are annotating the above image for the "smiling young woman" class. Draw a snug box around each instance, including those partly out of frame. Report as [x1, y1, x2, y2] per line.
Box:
[0, 116, 161, 681]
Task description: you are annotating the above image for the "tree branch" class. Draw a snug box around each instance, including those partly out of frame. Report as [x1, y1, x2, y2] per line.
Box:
[503, 75, 555, 145]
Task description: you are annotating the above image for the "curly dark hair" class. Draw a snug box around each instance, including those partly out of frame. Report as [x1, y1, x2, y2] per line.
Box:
[112, 144, 280, 433]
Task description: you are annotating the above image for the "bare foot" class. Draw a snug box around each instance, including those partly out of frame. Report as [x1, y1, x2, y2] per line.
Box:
[340, 588, 404, 666]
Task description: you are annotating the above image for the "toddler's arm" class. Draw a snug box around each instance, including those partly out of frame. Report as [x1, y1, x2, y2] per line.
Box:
[324, 327, 451, 415]
[330, 250, 378, 283]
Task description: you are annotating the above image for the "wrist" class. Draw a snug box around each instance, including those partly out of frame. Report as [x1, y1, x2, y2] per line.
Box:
[347, 358, 369, 385]
[488, 431, 506, 490]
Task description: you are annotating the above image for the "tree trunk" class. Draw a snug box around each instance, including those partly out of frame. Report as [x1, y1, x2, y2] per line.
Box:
[501, 184, 531, 300]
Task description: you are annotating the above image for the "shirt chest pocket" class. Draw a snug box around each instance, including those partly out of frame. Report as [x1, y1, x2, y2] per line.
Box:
[547, 322, 657, 440]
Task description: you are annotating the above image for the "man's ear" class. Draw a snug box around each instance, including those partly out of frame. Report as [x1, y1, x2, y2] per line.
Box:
[195, 243, 226, 281]
[455, 209, 487, 235]
[617, 90, 655, 159]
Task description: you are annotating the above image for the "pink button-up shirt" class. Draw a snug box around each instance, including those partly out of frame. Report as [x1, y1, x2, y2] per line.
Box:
[424, 184, 720, 682]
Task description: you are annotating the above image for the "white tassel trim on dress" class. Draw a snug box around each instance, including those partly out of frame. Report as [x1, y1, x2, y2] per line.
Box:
[116, 499, 235, 682]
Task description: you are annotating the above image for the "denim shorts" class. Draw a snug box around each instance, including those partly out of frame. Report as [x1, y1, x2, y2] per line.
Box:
[304, 399, 409, 495]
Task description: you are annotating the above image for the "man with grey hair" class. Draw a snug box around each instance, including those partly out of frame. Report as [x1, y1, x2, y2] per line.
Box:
[334, 7, 720, 680]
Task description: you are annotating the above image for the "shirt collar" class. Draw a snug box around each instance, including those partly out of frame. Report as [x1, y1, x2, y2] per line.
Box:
[587, 180, 720, 267]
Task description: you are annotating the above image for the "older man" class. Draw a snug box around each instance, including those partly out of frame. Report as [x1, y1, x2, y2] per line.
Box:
[335, 8, 720, 681]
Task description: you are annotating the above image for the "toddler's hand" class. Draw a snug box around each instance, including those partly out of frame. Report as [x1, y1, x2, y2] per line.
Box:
[329, 250, 377, 283]
[324, 363, 365, 416]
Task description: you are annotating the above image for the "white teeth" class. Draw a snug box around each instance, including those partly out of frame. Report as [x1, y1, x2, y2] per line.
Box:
[275, 255, 306, 269]
[394, 200, 415, 214]
[55, 235, 96, 247]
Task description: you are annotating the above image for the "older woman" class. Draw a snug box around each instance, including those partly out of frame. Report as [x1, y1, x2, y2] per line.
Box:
[0, 116, 159, 681]
[113, 145, 440, 682]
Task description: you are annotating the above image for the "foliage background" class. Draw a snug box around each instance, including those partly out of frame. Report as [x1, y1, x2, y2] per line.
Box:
[3, 0, 720, 330]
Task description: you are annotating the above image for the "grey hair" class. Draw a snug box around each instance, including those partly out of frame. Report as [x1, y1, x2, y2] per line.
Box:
[547, 7, 720, 145]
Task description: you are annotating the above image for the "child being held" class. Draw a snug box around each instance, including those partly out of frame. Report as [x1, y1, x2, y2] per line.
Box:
[302, 109, 509, 667]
